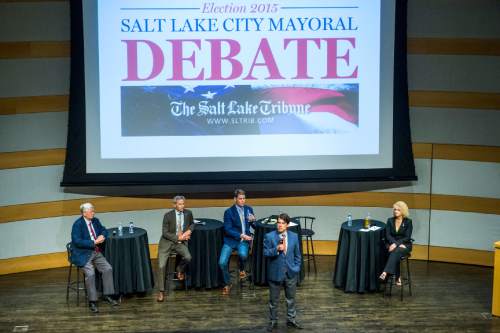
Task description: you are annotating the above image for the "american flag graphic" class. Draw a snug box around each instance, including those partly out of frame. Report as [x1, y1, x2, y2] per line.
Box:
[121, 84, 358, 136]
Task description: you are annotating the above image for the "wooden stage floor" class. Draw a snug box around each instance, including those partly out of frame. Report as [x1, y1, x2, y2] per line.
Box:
[0, 256, 498, 333]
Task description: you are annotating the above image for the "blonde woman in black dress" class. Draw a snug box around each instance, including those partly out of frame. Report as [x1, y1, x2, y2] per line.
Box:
[379, 201, 413, 285]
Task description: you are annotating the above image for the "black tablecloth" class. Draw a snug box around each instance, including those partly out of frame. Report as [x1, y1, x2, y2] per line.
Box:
[105, 227, 155, 294]
[252, 219, 305, 286]
[333, 219, 386, 293]
[187, 219, 224, 289]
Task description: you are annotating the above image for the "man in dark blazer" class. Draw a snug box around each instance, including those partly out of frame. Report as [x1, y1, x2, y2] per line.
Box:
[157, 195, 195, 302]
[264, 213, 302, 331]
[71, 202, 118, 313]
[218, 189, 256, 295]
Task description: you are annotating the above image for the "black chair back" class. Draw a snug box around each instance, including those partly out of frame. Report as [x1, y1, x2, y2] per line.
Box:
[66, 242, 72, 263]
[292, 216, 316, 233]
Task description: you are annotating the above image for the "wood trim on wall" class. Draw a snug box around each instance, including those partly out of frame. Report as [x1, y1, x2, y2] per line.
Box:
[0, 192, 430, 224]
[407, 38, 500, 56]
[412, 143, 433, 159]
[0, 95, 68, 115]
[429, 246, 494, 267]
[1, 143, 490, 170]
[409, 91, 500, 110]
[0, 149, 66, 169]
[0, 243, 491, 275]
[432, 144, 500, 163]
[431, 194, 500, 215]
[1, 192, 499, 224]
[0, 41, 70, 59]
[2, 90, 499, 117]
[1, 38, 498, 59]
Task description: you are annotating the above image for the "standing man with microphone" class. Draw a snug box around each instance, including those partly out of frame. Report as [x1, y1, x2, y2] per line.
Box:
[263, 213, 303, 331]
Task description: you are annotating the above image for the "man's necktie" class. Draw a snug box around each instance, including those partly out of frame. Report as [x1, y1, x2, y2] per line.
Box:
[88, 222, 100, 253]
[282, 233, 287, 255]
[177, 212, 182, 239]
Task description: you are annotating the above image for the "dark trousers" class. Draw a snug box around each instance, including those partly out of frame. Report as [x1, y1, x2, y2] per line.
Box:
[268, 275, 297, 323]
[82, 251, 115, 302]
[384, 247, 411, 276]
[157, 241, 192, 291]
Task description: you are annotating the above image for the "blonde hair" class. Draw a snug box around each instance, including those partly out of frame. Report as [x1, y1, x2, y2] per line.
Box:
[393, 201, 409, 218]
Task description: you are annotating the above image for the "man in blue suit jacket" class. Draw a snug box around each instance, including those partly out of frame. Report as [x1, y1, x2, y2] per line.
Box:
[218, 189, 256, 295]
[71, 202, 118, 313]
[264, 213, 303, 331]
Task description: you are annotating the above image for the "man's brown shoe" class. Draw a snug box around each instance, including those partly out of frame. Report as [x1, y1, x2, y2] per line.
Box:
[222, 285, 231, 295]
[157, 291, 165, 302]
[177, 272, 185, 281]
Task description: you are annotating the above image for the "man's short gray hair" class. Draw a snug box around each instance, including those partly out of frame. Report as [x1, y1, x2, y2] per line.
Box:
[172, 195, 186, 203]
[80, 202, 94, 213]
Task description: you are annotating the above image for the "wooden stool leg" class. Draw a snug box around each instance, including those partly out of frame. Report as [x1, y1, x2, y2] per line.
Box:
[407, 257, 412, 296]
[309, 235, 317, 274]
[306, 236, 311, 273]
[76, 267, 81, 306]
[389, 275, 394, 297]
[66, 264, 72, 303]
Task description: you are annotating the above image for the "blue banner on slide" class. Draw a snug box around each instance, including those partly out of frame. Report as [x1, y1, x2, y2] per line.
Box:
[121, 84, 358, 136]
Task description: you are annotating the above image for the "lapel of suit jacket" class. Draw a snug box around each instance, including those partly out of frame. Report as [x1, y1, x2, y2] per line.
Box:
[168, 210, 177, 233]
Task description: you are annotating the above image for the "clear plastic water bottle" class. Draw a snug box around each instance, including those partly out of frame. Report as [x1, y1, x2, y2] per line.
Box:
[118, 222, 123, 236]
[129, 221, 134, 234]
[347, 213, 352, 227]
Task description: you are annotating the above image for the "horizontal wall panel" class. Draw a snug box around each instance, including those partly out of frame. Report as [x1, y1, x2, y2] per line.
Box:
[0, 41, 70, 59]
[0, 2, 69, 42]
[407, 38, 500, 56]
[1, 38, 498, 60]
[0, 165, 93, 207]
[0, 149, 65, 170]
[376, 159, 431, 194]
[0, 95, 68, 115]
[409, 91, 500, 110]
[4, 91, 498, 116]
[411, 107, 500, 147]
[0, 143, 435, 170]
[0, 192, 431, 224]
[0, 58, 69, 98]
[431, 160, 500, 199]
[0, 158, 431, 207]
[432, 195, 500, 215]
[407, 0, 500, 39]
[433, 144, 500, 163]
[0, 112, 67, 152]
[429, 246, 494, 266]
[412, 143, 432, 159]
[408, 55, 500, 93]
[429, 210, 500, 251]
[3, 192, 495, 225]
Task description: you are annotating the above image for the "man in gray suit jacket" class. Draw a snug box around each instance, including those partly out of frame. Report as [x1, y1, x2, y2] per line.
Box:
[157, 195, 195, 302]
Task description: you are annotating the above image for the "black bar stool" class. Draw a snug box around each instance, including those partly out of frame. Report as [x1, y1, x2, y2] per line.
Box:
[65, 242, 87, 306]
[165, 250, 189, 294]
[237, 238, 255, 291]
[383, 254, 413, 301]
[292, 216, 317, 275]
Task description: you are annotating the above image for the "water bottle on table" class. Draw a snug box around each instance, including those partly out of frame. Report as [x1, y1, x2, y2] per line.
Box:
[347, 213, 352, 227]
[118, 222, 123, 236]
[129, 221, 134, 234]
[364, 213, 371, 229]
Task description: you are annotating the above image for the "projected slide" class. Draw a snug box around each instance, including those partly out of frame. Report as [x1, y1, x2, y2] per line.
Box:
[82, 0, 395, 172]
